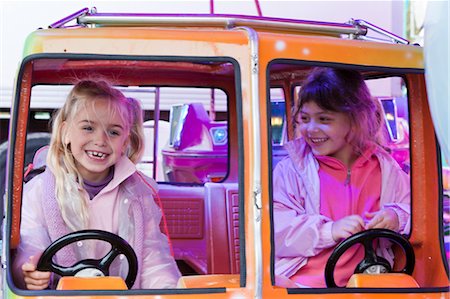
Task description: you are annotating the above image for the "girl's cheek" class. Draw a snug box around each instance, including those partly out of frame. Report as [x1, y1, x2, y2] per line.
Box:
[298, 126, 307, 137]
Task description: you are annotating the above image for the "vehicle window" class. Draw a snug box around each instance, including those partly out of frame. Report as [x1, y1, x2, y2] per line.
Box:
[270, 87, 287, 169]
[28, 85, 229, 184]
[269, 63, 412, 289]
[366, 77, 410, 174]
[442, 152, 449, 266]
[12, 57, 241, 291]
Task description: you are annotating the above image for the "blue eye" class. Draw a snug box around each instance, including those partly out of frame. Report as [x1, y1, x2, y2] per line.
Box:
[109, 130, 120, 136]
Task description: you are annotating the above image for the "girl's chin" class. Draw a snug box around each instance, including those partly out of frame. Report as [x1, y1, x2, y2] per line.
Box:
[79, 166, 110, 179]
[82, 172, 109, 182]
[311, 147, 329, 156]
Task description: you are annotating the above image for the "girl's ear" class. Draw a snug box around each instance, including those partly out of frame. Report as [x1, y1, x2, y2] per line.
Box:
[61, 121, 70, 145]
[344, 117, 356, 144]
[121, 136, 130, 156]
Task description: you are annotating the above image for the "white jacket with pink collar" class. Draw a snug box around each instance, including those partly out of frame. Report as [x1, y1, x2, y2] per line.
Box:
[13, 155, 180, 289]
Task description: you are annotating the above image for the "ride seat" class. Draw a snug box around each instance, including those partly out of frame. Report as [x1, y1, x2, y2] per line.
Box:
[204, 182, 240, 274]
[157, 184, 207, 274]
[23, 145, 49, 182]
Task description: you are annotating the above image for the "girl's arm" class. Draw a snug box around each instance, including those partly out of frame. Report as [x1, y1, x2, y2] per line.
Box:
[273, 160, 337, 259]
[139, 190, 181, 288]
[12, 177, 52, 289]
[381, 159, 411, 234]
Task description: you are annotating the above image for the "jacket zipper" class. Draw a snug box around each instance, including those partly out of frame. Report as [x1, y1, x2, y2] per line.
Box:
[344, 168, 351, 185]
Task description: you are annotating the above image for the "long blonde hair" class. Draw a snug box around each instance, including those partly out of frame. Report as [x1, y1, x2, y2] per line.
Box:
[47, 79, 145, 231]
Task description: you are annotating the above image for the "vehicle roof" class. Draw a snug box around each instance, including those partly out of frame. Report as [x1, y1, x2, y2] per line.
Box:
[24, 15, 424, 85]
[22, 9, 423, 73]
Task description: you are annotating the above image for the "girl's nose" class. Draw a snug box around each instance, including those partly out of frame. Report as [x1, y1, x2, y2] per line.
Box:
[94, 131, 108, 146]
[307, 121, 320, 133]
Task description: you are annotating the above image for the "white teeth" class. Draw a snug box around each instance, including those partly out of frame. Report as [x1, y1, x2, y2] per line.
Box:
[310, 137, 328, 143]
[87, 151, 107, 159]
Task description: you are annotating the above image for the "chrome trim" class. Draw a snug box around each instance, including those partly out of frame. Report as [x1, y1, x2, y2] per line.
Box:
[51, 9, 415, 45]
[49, 7, 90, 28]
[233, 25, 262, 298]
[1, 213, 6, 298]
[350, 19, 409, 44]
[152, 87, 161, 179]
[168, 104, 189, 149]
[159, 152, 227, 158]
[78, 14, 366, 37]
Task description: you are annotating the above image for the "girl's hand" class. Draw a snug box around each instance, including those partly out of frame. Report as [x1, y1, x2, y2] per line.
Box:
[22, 256, 51, 290]
[364, 208, 399, 231]
[331, 215, 365, 242]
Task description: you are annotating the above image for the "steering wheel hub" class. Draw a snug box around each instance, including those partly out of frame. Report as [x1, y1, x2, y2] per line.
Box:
[74, 268, 105, 277]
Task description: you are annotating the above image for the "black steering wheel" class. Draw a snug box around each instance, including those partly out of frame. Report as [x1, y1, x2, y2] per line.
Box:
[324, 228, 415, 288]
[36, 230, 138, 289]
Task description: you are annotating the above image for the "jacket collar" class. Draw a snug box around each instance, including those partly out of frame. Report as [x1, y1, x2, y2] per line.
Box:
[284, 137, 312, 170]
[315, 145, 377, 170]
[96, 155, 136, 195]
[284, 138, 381, 169]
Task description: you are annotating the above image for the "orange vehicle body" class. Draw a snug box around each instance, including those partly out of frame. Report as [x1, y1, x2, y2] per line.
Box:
[1, 8, 448, 299]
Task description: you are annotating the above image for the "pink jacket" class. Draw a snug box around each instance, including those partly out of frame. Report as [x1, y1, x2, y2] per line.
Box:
[273, 138, 411, 281]
[13, 155, 181, 289]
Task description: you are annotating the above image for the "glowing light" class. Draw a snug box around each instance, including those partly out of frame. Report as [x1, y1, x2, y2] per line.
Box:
[271, 116, 283, 126]
[385, 113, 395, 121]
[275, 40, 286, 51]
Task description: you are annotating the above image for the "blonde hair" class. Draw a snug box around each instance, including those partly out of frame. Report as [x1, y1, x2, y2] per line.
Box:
[47, 79, 145, 231]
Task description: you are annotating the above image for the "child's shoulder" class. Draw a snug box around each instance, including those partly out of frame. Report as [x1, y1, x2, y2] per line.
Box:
[373, 146, 407, 175]
[23, 169, 47, 196]
[125, 171, 158, 194]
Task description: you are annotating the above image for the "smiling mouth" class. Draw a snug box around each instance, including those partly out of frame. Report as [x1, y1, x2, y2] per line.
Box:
[86, 150, 108, 159]
[310, 137, 328, 144]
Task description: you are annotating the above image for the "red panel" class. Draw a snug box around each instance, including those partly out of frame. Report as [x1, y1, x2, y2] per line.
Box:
[227, 190, 240, 274]
[159, 198, 204, 239]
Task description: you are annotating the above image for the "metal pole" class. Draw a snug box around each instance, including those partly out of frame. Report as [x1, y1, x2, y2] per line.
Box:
[152, 87, 161, 179]
[210, 89, 216, 121]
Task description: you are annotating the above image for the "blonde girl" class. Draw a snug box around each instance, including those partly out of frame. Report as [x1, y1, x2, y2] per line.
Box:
[13, 79, 180, 289]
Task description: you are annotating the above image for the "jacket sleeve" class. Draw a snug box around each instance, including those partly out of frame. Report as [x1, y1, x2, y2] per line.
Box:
[381, 160, 411, 234]
[273, 159, 337, 261]
[139, 186, 181, 288]
[12, 177, 52, 289]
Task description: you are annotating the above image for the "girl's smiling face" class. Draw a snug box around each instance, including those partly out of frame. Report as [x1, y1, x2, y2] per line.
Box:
[63, 98, 130, 182]
[298, 101, 356, 166]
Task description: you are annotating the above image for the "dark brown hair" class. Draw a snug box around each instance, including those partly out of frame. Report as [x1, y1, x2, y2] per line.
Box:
[293, 67, 383, 154]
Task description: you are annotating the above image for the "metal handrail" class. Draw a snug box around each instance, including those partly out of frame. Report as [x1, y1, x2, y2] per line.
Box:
[77, 13, 367, 37]
[48, 8, 411, 45]
[350, 19, 409, 44]
[49, 7, 90, 28]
